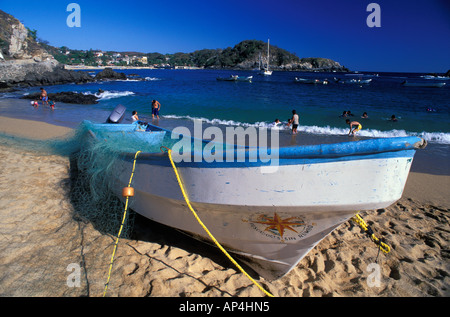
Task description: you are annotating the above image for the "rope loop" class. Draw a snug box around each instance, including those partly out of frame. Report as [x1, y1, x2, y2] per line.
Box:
[351, 213, 390, 254]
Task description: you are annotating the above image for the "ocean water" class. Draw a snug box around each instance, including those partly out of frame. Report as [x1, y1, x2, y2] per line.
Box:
[2, 69, 448, 143]
[1, 69, 449, 175]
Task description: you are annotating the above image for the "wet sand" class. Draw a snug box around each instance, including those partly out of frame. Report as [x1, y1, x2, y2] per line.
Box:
[0, 116, 448, 297]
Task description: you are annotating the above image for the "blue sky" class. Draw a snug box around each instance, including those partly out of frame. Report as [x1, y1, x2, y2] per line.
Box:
[1, 0, 449, 72]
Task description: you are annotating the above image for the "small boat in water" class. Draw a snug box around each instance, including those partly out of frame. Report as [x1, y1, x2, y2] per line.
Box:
[402, 81, 446, 88]
[83, 114, 426, 280]
[294, 77, 329, 85]
[217, 75, 253, 82]
[236, 75, 253, 82]
[217, 75, 238, 81]
[335, 78, 372, 84]
[421, 75, 450, 80]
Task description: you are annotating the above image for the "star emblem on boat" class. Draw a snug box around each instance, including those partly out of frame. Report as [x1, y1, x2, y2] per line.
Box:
[250, 213, 306, 239]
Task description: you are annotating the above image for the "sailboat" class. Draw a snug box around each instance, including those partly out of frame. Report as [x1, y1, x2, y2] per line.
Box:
[259, 39, 272, 76]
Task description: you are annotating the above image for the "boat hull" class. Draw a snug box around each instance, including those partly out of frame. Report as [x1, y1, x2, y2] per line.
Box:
[112, 150, 415, 279]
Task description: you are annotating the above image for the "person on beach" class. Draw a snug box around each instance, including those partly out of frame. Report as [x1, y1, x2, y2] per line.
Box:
[131, 110, 139, 122]
[31, 100, 39, 108]
[40, 88, 48, 106]
[346, 119, 362, 136]
[390, 114, 398, 122]
[291, 110, 299, 134]
[49, 100, 55, 110]
[151, 100, 161, 119]
[361, 112, 368, 118]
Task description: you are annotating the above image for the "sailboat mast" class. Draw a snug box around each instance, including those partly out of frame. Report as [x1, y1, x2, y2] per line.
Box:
[267, 39, 270, 71]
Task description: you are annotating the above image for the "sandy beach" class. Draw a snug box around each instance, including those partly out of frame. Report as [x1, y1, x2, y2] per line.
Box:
[0, 115, 448, 297]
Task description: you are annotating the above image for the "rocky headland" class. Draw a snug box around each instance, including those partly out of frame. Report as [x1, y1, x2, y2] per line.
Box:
[0, 10, 93, 91]
[1, 8, 350, 92]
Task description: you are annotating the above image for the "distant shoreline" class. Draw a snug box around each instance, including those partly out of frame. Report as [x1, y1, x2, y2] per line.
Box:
[62, 65, 350, 72]
[62, 65, 444, 74]
[64, 65, 169, 70]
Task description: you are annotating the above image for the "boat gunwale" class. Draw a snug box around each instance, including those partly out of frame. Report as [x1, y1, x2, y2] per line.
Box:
[84, 121, 425, 165]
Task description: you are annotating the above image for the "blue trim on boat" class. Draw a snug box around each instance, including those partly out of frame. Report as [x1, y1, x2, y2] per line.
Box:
[128, 148, 416, 168]
[84, 120, 424, 168]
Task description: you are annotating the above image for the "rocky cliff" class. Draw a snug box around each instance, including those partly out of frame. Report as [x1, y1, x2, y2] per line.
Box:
[0, 10, 92, 90]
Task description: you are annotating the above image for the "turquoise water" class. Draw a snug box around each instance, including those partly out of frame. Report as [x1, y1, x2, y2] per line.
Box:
[1, 69, 449, 144]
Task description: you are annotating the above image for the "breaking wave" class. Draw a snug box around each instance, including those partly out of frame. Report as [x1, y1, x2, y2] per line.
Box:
[163, 114, 450, 144]
[82, 90, 135, 100]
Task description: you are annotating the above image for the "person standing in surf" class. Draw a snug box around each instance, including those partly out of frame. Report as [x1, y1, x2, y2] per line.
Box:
[151, 100, 161, 119]
[291, 110, 299, 134]
[40, 88, 48, 106]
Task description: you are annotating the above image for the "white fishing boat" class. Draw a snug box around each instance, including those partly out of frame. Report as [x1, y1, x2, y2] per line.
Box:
[259, 39, 272, 76]
[402, 81, 446, 88]
[217, 75, 238, 81]
[236, 75, 253, 82]
[294, 77, 329, 85]
[217, 75, 252, 82]
[421, 75, 450, 80]
[83, 116, 426, 280]
[336, 78, 372, 84]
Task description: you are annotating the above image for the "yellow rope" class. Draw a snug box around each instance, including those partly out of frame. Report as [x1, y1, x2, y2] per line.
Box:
[103, 150, 141, 297]
[351, 213, 390, 254]
[164, 148, 274, 297]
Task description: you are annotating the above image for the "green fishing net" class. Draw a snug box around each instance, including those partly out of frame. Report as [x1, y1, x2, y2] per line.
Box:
[0, 119, 255, 239]
[0, 121, 165, 238]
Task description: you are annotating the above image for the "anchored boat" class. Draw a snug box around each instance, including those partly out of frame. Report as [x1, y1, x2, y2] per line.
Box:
[83, 116, 426, 280]
[294, 77, 329, 85]
[402, 81, 446, 88]
[259, 39, 272, 76]
[217, 75, 253, 82]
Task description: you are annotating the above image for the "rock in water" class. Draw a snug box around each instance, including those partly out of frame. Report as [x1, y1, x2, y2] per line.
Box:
[21, 91, 98, 104]
[94, 68, 127, 81]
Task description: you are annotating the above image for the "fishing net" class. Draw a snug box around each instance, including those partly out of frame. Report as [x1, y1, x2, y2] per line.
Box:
[0, 118, 257, 238]
[0, 120, 172, 238]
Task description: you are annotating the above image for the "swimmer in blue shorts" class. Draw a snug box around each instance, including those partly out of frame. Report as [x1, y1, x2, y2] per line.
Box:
[151, 99, 161, 119]
[40, 88, 48, 106]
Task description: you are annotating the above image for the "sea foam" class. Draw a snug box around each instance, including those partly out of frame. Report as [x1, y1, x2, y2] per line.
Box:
[82, 90, 135, 100]
[162, 115, 450, 145]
